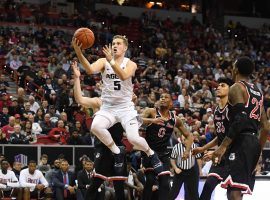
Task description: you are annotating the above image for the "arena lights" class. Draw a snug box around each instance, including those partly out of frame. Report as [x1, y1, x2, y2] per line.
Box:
[146, 1, 163, 9]
[117, 0, 125, 5]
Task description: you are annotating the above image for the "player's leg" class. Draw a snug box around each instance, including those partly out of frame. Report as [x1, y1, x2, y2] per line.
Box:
[200, 176, 221, 200]
[142, 170, 156, 200]
[168, 173, 185, 200]
[227, 187, 243, 200]
[113, 180, 125, 200]
[158, 174, 170, 200]
[185, 166, 200, 200]
[91, 112, 120, 154]
[123, 118, 163, 174]
[158, 156, 171, 200]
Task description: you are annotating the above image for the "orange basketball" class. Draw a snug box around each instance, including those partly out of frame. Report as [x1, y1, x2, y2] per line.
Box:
[73, 28, 95, 49]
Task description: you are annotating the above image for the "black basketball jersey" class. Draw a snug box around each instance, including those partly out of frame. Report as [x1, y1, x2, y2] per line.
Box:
[145, 108, 176, 154]
[94, 122, 124, 147]
[214, 104, 230, 146]
[237, 80, 263, 134]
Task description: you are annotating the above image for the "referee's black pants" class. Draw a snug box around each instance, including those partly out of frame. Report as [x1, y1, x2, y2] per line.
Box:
[168, 165, 199, 200]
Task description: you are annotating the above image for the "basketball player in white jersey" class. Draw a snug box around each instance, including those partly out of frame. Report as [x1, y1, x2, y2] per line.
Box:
[19, 160, 52, 199]
[0, 159, 21, 199]
[72, 35, 163, 175]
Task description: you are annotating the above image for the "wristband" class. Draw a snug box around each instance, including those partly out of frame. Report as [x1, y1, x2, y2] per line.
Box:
[110, 59, 115, 66]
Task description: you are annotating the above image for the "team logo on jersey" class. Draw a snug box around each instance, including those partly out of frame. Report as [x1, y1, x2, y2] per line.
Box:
[229, 153, 236, 161]
[106, 74, 119, 79]
[95, 153, 100, 159]
[158, 127, 166, 138]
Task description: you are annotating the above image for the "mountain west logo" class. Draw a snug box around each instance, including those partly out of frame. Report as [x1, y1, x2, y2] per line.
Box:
[14, 154, 28, 167]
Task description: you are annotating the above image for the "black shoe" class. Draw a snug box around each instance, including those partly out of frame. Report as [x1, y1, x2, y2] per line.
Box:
[149, 152, 163, 174]
[113, 146, 126, 176]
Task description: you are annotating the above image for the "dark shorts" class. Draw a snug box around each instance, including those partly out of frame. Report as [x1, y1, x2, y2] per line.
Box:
[93, 145, 127, 181]
[208, 156, 229, 181]
[221, 134, 261, 194]
[142, 152, 171, 175]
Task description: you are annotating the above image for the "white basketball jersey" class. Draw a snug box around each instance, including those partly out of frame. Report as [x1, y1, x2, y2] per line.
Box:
[101, 57, 133, 105]
[0, 170, 18, 188]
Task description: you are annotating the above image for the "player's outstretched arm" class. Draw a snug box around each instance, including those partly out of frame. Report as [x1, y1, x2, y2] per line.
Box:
[72, 61, 102, 111]
[193, 137, 218, 155]
[175, 116, 194, 159]
[72, 38, 105, 74]
[141, 108, 165, 125]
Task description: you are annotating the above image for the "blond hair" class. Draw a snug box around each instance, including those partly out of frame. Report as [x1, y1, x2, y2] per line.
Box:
[113, 35, 128, 47]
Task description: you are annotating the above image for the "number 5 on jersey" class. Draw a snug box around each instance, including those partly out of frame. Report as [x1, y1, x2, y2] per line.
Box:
[114, 81, 121, 90]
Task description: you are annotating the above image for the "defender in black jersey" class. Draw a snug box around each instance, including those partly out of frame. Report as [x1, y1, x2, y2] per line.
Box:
[212, 57, 270, 199]
[193, 77, 233, 200]
[141, 93, 194, 200]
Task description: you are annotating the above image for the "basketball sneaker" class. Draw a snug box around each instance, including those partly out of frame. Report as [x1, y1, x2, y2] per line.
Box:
[149, 152, 163, 174]
[113, 146, 126, 176]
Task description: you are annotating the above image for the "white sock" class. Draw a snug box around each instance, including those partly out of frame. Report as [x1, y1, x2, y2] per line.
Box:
[109, 143, 120, 154]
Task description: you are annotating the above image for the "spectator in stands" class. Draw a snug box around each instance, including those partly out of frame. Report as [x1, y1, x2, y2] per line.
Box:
[12, 161, 22, 180]
[40, 113, 54, 135]
[67, 129, 84, 145]
[60, 111, 73, 131]
[77, 159, 94, 198]
[19, 160, 52, 200]
[34, 108, 44, 123]
[0, 106, 10, 127]
[21, 120, 36, 143]
[10, 124, 29, 144]
[8, 97, 23, 116]
[48, 105, 60, 125]
[52, 159, 76, 200]
[47, 90, 59, 107]
[49, 119, 70, 144]
[180, 102, 193, 117]
[28, 95, 40, 113]
[0, 74, 9, 94]
[1, 116, 15, 140]
[28, 113, 42, 135]
[0, 93, 12, 112]
[40, 100, 49, 114]
[14, 113, 22, 126]
[45, 159, 61, 187]
[0, 128, 8, 144]
[16, 87, 25, 106]
[22, 101, 35, 121]
[9, 53, 23, 71]
[43, 78, 56, 99]
[37, 154, 51, 175]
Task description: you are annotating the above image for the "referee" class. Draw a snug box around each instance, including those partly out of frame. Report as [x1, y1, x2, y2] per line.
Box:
[169, 136, 201, 200]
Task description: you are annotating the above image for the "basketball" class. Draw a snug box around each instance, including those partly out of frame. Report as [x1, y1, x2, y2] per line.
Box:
[73, 28, 95, 49]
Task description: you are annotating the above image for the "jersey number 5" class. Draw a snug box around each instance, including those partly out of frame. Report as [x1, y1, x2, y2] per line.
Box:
[114, 81, 121, 90]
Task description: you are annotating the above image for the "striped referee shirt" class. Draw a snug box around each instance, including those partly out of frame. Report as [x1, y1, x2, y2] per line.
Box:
[171, 142, 201, 170]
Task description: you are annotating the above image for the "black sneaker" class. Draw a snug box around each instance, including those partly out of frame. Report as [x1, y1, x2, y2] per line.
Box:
[149, 152, 163, 174]
[113, 146, 126, 176]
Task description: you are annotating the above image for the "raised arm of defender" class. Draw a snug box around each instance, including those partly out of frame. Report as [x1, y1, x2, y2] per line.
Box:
[72, 61, 102, 112]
